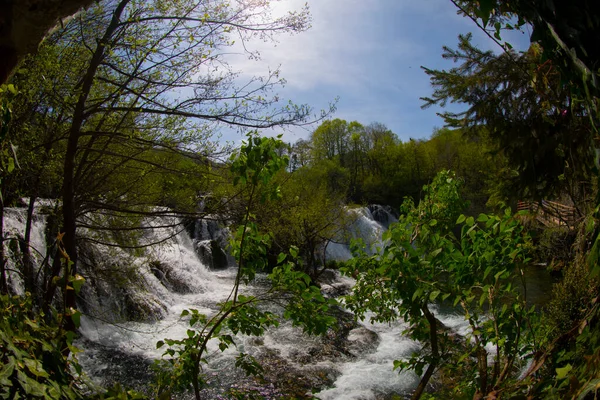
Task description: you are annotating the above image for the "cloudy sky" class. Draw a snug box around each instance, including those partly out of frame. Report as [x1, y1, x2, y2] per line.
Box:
[221, 0, 531, 144]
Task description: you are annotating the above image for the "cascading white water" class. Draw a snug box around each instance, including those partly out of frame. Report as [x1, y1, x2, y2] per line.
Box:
[2, 205, 49, 295]
[325, 206, 393, 262]
[2, 203, 471, 399]
[75, 205, 434, 398]
[317, 318, 421, 400]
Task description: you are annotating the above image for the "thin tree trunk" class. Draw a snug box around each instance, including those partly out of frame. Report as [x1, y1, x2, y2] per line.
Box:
[0, 200, 7, 294]
[411, 304, 440, 400]
[20, 196, 36, 294]
[42, 244, 64, 316]
[61, 0, 132, 333]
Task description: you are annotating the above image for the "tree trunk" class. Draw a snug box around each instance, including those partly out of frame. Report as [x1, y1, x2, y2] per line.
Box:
[0, 199, 7, 294]
[411, 304, 440, 400]
[20, 196, 36, 294]
[61, 0, 132, 333]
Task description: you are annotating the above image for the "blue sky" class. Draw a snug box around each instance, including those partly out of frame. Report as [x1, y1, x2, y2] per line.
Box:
[222, 0, 531, 144]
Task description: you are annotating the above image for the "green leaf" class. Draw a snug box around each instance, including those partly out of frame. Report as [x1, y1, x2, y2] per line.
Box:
[457, 215, 466, 224]
[478, 0, 493, 17]
[556, 364, 573, 380]
[24, 359, 49, 378]
[67, 307, 81, 328]
[71, 274, 85, 293]
[494, 269, 506, 281]
[156, 340, 164, 349]
[430, 248, 442, 258]
[429, 290, 441, 301]
[479, 292, 487, 307]
[18, 370, 46, 396]
[277, 253, 286, 264]
[483, 265, 493, 280]
[0, 358, 15, 386]
[412, 287, 423, 301]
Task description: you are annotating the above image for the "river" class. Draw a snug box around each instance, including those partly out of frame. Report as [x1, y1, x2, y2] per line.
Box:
[2, 203, 555, 399]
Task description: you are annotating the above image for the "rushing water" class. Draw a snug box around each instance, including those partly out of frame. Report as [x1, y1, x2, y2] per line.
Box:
[2, 203, 554, 399]
[73, 205, 421, 398]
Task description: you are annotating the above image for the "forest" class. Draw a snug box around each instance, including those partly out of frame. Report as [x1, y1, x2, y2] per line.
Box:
[1, 0, 599, 399]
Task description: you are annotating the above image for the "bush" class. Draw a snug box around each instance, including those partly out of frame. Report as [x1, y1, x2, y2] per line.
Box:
[533, 226, 577, 272]
[546, 261, 599, 337]
[0, 293, 84, 399]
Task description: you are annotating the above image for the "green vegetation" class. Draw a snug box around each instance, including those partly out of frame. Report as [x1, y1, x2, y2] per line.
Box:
[153, 135, 336, 399]
[417, 2, 600, 398]
[287, 119, 500, 212]
[1, 0, 600, 399]
[344, 171, 536, 399]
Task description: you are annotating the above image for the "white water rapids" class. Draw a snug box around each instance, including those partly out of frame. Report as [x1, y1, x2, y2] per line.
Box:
[3, 203, 473, 399]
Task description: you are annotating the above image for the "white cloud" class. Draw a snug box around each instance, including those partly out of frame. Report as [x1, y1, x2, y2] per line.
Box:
[216, 0, 532, 143]
[229, 0, 431, 91]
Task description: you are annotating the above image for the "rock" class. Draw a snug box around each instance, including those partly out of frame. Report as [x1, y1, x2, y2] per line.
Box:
[317, 268, 338, 284]
[149, 260, 195, 294]
[345, 326, 380, 356]
[1, 0, 95, 83]
[195, 239, 229, 270]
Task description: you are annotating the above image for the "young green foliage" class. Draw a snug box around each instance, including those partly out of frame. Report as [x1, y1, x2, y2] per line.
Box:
[154, 134, 336, 400]
[344, 170, 535, 399]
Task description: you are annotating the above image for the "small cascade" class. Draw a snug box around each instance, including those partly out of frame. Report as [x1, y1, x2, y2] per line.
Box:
[190, 217, 235, 270]
[368, 204, 399, 229]
[75, 212, 222, 323]
[2, 205, 49, 295]
[325, 206, 388, 262]
[317, 315, 421, 400]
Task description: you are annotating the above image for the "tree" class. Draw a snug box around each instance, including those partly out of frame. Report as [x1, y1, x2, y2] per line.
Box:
[422, 34, 594, 205]
[0, 0, 334, 354]
[426, 127, 499, 212]
[360, 123, 404, 205]
[289, 138, 312, 171]
[310, 118, 351, 165]
[254, 163, 351, 278]
[56, 0, 317, 314]
[429, 2, 600, 398]
[452, 0, 600, 107]
[363, 122, 399, 174]
[344, 170, 534, 399]
[346, 121, 367, 199]
[397, 138, 435, 201]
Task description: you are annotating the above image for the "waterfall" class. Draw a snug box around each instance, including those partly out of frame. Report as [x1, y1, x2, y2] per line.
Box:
[325, 206, 390, 262]
[2, 205, 49, 296]
[368, 204, 398, 229]
[3, 202, 470, 399]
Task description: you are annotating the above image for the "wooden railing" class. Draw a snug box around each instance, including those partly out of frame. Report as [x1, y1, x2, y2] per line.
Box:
[517, 200, 580, 229]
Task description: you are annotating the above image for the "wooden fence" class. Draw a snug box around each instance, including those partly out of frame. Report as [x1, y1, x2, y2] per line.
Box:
[517, 200, 580, 229]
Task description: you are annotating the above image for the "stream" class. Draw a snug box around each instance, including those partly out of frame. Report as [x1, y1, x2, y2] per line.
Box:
[74, 205, 430, 399]
[2, 204, 555, 399]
